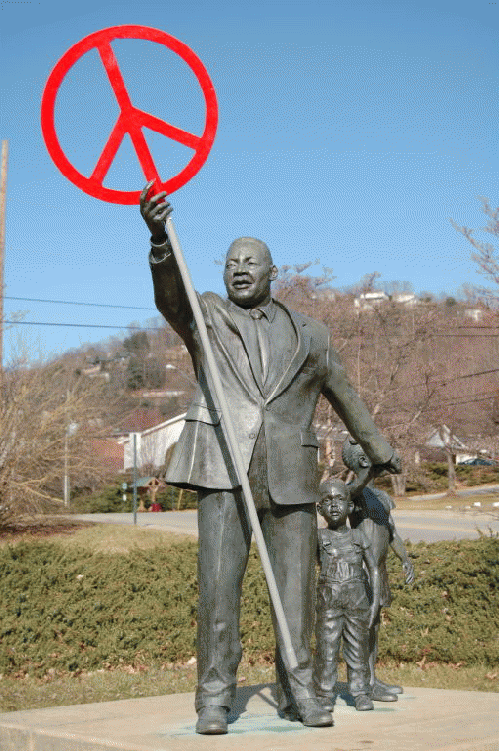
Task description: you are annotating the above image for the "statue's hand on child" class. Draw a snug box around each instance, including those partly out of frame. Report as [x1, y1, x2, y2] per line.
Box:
[368, 602, 380, 630]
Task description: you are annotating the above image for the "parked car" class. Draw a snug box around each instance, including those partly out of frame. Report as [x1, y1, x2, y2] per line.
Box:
[460, 457, 497, 466]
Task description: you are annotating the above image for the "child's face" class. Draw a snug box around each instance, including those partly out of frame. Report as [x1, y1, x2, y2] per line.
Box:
[319, 487, 351, 526]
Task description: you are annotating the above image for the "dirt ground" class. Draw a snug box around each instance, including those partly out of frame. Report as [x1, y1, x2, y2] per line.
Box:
[0, 516, 96, 544]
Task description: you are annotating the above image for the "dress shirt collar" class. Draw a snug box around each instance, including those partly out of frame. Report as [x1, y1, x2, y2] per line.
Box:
[254, 299, 276, 322]
[228, 298, 277, 322]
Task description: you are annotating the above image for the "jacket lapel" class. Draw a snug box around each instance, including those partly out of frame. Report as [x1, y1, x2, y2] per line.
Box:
[266, 306, 311, 402]
[215, 298, 310, 400]
[222, 301, 266, 396]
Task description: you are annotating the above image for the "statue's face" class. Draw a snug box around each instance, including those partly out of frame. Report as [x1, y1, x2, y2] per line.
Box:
[319, 485, 352, 526]
[223, 239, 277, 308]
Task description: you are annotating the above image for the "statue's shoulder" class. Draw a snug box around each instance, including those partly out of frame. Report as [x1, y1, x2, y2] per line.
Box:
[277, 301, 329, 340]
[318, 526, 333, 544]
[362, 487, 392, 523]
[200, 291, 225, 307]
[352, 526, 370, 549]
[371, 487, 395, 511]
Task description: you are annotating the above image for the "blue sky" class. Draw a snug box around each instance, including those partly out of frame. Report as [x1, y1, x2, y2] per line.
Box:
[1, 0, 498, 362]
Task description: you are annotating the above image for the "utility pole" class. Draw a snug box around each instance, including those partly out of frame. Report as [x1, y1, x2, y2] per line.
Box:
[0, 140, 8, 371]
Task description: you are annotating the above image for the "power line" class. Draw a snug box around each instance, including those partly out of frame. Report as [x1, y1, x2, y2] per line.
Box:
[456, 367, 499, 379]
[4, 320, 161, 331]
[381, 388, 498, 414]
[363, 367, 499, 399]
[432, 333, 499, 337]
[418, 393, 497, 412]
[5, 295, 156, 311]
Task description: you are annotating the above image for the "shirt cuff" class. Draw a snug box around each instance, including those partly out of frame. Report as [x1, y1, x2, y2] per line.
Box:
[149, 236, 173, 264]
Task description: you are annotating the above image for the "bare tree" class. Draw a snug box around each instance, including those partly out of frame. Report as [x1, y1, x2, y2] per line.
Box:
[0, 341, 119, 526]
[451, 197, 499, 305]
[274, 269, 439, 493]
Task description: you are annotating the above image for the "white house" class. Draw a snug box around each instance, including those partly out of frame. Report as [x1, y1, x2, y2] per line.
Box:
[354, 291, 389, 310]
[121, 413, 186, 471]
[392, 293, 418, 307]
[464, 308, 485, 323]
[423, 425, 474, 464]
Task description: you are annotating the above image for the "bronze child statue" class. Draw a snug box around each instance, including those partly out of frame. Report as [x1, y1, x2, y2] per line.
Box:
[342, 438, 415, 701]
[314, 479, 380, 712]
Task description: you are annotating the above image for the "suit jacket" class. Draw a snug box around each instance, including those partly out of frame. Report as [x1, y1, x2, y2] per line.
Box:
[150, 251, 394, 505]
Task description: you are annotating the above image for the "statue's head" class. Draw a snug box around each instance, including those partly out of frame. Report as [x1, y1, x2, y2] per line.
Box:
[223, 237, 278, 309]
[342, 437, 371, 474]
[317, 478, 353, 526]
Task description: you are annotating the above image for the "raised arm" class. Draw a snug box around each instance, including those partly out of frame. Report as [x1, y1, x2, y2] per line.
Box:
[140, 182, 196, 351]
[388, 517, 415, 585]
[140, 180, 172, 244]
[363, 544, 381, 629]
[323, 339, 401, 473]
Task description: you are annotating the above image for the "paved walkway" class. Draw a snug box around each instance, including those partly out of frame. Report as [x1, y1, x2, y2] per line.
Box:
[1, 683, 498, 751]
[71, 503, 499, 543]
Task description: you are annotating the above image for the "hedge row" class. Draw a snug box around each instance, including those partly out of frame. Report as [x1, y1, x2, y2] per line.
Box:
[71, 482, 197, 513]
[0, 534, 497, 677]
[71, 462, 499, 514]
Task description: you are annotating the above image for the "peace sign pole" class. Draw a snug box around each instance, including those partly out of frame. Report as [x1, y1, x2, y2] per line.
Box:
[164, 216, 298, 671]
[41, 24, 298, 671]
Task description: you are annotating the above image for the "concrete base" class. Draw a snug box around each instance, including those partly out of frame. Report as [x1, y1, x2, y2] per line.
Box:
[1, 683, 498, 751]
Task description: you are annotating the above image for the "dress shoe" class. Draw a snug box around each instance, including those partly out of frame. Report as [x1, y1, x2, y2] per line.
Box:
[195, 706, 228, 734]
[296, 698, 334, 727]
[354, 694, 374, 711]
[374, 677, 403, 694]
[371, 685, 398, 702]
[316, 694, 335, 712]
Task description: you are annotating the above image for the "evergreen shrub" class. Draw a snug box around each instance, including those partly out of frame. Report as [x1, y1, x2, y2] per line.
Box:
[71, 483, 197, 513]
[0, 534, 497, 677]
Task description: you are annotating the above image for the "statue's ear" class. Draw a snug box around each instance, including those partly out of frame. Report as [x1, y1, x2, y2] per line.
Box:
[270, 265, 278, 282]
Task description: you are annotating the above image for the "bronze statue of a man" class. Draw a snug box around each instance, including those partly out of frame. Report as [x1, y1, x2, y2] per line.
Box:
[140, 182, 401, 734]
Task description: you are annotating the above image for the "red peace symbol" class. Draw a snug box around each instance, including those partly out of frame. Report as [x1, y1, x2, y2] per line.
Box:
[41, 26, 218, 204]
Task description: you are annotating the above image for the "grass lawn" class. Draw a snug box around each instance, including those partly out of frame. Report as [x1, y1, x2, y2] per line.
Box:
[1, 660, 497, 713]
[392, 491, 499, 512]
[0, 518, 497, 713]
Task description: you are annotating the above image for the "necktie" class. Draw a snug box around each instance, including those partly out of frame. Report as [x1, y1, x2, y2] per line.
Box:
[250, 308, 270, 385]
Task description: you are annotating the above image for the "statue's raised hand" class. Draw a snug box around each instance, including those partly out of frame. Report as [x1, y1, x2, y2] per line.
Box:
[140, 180, 173, 243]
[372, 451, 402, 477]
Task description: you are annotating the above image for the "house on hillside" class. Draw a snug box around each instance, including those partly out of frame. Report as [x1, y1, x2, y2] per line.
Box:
[91, 437, 124, 473]
[416, 425, 475, 465]
[120, 413, 186, 472]
[392, 292, 418, 307]
[463, 308, 485, 323]
[354, 291, 389, 311]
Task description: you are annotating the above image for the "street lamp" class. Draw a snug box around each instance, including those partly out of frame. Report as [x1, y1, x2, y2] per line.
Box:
[63, 421, 78, 507]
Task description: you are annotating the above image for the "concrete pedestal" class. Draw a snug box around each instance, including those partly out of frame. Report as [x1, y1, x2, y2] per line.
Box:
[1, 683, 498, 751]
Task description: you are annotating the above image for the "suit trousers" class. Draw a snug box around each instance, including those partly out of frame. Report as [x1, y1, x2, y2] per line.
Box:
[195, 486, 318, 711]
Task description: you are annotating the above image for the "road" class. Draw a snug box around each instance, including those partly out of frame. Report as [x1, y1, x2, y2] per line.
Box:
[72, 505, 499, 544]
[390, 508, 499, 543]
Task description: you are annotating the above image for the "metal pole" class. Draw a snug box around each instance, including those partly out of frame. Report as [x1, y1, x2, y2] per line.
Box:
[165, 217, 298, 670]
[132, 433, 138, 525]
[63, 388, 70, 508]
[0, 140, 8, 371]
[63, 429, 70, 507]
